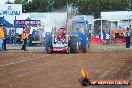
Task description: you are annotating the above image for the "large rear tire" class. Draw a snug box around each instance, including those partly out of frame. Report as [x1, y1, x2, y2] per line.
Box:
[81, 32, 87, 53]
[45, 33, 52, 54]
[69, 36, 78, 53]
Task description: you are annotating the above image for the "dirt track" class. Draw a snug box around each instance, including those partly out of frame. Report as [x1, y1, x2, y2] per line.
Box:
[0, 47, 132, 88]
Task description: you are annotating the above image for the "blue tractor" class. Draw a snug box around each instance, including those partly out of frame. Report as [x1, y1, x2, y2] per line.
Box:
[69, 20, 89, 53]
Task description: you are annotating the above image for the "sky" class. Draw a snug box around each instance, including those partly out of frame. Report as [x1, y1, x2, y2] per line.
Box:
[0, 0, 15, 4]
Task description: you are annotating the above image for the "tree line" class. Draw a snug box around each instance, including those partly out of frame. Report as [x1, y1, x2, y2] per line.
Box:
[6, 0, 132, 18]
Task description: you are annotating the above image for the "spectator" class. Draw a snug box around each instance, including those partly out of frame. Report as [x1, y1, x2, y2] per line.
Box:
[106, 33, 110, 44]
[3, 25, 7, 51]
[21, 27, 29, 51]
[0, 24, 4, 51]
[125, 28, 131, 48]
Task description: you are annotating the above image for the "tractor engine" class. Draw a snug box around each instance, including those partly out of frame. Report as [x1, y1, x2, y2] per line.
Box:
[56, 28, 67, 42]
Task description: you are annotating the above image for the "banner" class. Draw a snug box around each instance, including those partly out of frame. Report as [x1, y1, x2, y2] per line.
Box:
[14, 20, 41, 25]
[0, 4, 22, 16]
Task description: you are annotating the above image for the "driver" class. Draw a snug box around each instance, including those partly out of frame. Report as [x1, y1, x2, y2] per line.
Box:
[78, 25, 84, 32]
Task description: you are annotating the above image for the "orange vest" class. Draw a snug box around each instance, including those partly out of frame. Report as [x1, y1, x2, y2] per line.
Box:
[0, 27, 4, 38]
[22, 31, 28, 39]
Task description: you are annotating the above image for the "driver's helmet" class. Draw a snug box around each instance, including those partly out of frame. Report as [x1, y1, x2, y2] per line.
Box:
[62, 30, 66, 35]
[57, 34, 63, 41]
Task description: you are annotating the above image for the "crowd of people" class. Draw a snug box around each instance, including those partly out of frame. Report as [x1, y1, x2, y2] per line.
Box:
[0, 23, 29, 51]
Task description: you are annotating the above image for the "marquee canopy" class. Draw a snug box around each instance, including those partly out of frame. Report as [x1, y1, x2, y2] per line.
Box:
[0, 17, 13, 28]
[101, 11, 132, 21]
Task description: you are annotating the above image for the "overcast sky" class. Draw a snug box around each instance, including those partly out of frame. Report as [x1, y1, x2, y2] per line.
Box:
[0, 0, 15, 4]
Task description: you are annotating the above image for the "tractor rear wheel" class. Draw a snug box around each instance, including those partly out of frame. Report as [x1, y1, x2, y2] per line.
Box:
[69, 36, 78, 53]
[45, 33, 53, 54]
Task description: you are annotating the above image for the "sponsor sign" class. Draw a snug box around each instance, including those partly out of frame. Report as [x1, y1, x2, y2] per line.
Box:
[0, 4, 22, 16]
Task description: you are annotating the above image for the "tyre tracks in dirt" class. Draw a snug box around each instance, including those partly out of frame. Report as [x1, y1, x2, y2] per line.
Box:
[0, 50, 132, 88]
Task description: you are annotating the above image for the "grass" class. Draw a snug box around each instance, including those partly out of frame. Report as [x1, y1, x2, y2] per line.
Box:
[93, 44, 132, 51]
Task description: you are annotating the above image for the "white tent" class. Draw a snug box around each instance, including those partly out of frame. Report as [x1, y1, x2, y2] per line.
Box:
[101, 11, 132, 20]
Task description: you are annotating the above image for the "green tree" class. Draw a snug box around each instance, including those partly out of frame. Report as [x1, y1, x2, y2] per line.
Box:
[5, 1, 13, 4]
[14, 0, 29, 12]
[14, 0, 28, 4]
[13, 0, 132, 18]
[31, 0, 48, 12]
[14, 0, 22, 4]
